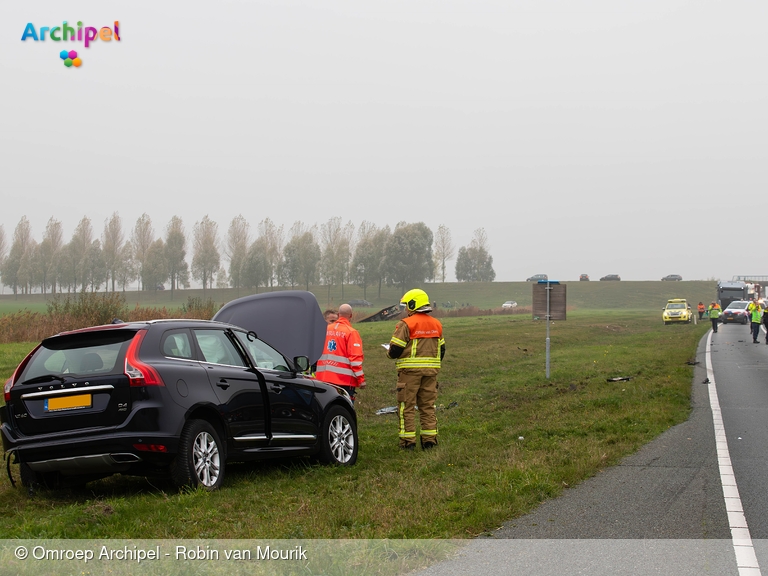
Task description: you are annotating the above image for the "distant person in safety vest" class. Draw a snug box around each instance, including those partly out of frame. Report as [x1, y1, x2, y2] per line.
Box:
[697, 302, 705, 320]
[708, 301, 721, 333]
[386, 289, 446, 451]
[315, 303, 365, 403]
[749, 299, 763, 343]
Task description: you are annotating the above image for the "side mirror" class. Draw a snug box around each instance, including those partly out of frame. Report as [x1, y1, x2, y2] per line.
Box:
[293, 356, 310, 373]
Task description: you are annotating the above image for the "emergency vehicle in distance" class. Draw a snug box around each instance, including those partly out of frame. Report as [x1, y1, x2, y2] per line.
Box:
[662, 299, 693, 325]
[717, 281, 749, 309]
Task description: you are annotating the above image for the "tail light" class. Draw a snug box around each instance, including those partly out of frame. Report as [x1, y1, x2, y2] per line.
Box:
[124, 330, 164, 387]
[4, 344, 41, 402]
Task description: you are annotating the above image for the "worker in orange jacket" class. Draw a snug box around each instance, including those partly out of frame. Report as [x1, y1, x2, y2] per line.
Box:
[314, 303, 365, 403]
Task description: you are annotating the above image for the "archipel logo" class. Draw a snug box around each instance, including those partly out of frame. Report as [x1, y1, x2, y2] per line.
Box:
[21, 21, 120, 68]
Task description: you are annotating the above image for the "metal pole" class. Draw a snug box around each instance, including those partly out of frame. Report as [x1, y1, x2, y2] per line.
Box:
[546, 282, 551, 378]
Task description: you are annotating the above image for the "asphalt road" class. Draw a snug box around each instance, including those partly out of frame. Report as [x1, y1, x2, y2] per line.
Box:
[414, 323, 768, 576]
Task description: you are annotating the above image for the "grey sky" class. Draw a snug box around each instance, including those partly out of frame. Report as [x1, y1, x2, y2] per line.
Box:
[1, 1, 765, 283]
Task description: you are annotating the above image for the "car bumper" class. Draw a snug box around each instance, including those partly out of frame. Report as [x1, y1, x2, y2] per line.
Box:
[1, 403, 182, 476]
[2, 425, 181, 475]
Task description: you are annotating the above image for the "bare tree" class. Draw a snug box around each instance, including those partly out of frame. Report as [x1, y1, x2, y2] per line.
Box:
[192, 215, 220, 293]
[164, 216, 189, 298]
[83, 239, 106, 292]
[131, 213, 154, 291]
[39, 218, 64, 294]
[351, 221, 381, 299]
[143, 238, 168, 291]
[116, 241, 137, 291]
[0, 225, 6, 293]
[1, 216, 33, 295]
[282, 223, 320, 290]
[320, 217, 354, 298]
[226, 214, 250, 292]
[69, 216, 94, 292]
[102, 212, 124, 292]
[433, 224, 455, 283]
[257, 218, 284, 289]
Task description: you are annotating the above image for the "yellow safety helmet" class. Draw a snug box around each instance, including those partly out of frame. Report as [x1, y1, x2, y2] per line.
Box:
[401, 289, 430, 312]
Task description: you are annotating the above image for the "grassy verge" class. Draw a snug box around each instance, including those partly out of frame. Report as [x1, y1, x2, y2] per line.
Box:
[0, 311, 707, 541]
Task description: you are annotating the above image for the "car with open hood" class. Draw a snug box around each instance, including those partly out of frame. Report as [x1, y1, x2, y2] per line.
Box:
[1, 291, 357, 491]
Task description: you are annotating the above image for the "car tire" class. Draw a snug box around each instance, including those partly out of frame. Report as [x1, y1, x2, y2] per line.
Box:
[172, 419, 224, 490]
[318, 406, 358, 466]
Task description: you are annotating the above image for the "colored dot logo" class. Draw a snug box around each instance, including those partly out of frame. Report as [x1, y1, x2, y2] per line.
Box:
[59, 49, 82, 68]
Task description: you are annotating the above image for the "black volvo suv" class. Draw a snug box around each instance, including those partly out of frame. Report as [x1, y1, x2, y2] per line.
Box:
[1, 292, 357, 491]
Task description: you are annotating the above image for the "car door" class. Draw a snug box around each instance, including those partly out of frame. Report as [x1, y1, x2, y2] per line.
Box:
[231, 330, 320, 448]
[191, 328, 269, 449]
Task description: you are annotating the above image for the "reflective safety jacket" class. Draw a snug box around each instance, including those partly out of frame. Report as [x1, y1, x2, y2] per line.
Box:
[387, 313, 445, 370]
[708, 305, 721, 319]
[750, 304, 763, 323]
[314, 317, 365, 388]
[697, 303, 705, 313]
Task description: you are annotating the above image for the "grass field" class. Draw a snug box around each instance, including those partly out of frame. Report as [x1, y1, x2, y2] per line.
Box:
[0, 309, 708, 545]
[0, 280, 718, 316]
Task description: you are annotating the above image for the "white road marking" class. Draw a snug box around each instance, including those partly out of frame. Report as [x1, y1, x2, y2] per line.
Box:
[706, 330, 761, 575]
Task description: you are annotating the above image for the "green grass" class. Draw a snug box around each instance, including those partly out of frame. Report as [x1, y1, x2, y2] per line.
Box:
[0, 280, 717, 316]
[0, 311, 708, 545]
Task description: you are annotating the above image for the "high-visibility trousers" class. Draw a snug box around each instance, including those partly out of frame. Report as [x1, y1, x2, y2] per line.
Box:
[396, 368, 439, 447]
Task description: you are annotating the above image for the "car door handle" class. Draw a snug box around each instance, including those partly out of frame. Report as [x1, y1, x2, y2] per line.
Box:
[270, 384, 284, 393]
[216, 379, 230, 390]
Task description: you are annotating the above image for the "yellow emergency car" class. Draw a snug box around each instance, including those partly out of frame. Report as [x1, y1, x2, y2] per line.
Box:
[663, 298, 693, 325]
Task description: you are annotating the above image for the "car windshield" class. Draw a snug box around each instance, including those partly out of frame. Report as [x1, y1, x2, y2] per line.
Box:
[666, 304, 685, 310]
[233, 330, 291, 372]
[727, 302, 749, 310]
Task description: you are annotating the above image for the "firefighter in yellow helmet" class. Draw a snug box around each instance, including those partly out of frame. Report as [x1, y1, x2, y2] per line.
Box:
[386, 289, 446, 450]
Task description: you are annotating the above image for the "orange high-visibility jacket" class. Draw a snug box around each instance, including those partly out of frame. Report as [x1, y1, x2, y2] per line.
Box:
[315, 317, 365, 387]
[388, 313, 445, 370]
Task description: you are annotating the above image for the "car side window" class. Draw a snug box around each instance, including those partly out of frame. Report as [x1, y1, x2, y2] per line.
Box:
[161, 330, 194, 359]
[193, 329, 248, 367]
[233, 331, 290, 372]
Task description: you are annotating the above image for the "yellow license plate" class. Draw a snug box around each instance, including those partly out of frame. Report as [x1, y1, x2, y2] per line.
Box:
[45, 394, 92, 412]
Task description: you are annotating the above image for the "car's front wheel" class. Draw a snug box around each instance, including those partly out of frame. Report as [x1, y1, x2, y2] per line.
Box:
[318, 406, 358, 466]
[172, 419, 225, 490]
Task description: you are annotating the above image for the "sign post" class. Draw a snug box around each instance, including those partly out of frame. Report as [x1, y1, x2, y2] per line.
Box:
[532, 280, 566, 379]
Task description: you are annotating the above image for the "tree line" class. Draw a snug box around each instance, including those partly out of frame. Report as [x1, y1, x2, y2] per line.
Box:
[0, 214, 496, 298]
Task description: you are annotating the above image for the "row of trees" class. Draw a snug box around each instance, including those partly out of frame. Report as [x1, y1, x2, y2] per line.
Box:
[0, 214, 495, 297]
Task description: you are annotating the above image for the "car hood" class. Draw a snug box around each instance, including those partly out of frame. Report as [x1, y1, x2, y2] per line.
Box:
[213, 291, 327, 364]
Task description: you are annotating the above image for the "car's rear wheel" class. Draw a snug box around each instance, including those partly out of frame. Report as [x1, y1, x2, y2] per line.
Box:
[172, 419, 224, 490]
[319, 406, 358, 466]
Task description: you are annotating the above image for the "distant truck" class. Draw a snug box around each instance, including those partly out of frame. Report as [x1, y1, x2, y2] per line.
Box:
[718, 281, 749, 309]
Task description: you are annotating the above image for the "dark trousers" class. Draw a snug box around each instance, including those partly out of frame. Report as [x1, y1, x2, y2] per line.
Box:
[711, 318, 719, 332]
[339, 385, 358, 403]
[753, 322, 763, 342]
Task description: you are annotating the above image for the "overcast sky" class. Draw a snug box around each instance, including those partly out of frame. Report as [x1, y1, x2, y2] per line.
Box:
[1, 1, 765, 283]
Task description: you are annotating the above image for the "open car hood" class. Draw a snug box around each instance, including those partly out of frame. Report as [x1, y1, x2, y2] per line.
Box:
[213, 291, 327, 364]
